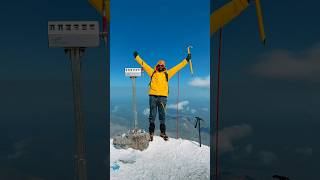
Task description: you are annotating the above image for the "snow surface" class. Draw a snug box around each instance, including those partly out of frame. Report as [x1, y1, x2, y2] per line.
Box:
[110, 136, 210, 180]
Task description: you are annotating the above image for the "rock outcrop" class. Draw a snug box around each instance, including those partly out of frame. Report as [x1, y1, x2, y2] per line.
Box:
[113, 129, 150, 151]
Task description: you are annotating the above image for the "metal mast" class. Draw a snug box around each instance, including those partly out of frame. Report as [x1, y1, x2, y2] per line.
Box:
[131, 76, 138, 129]
[65, 48, 87, 180]
[125, 68, 142, 130]
[48, 20, 100, 180]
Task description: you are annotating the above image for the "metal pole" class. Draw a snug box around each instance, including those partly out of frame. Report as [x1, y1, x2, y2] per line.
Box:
[176, 72, 180, 139]
[65, 48, 87, 180]
[199, 119, 201, 147]
[102, 1, 111, 179]
[210, 1, 215, 179]
[215, 28, 223, 180]
[131, 77, 138, 130]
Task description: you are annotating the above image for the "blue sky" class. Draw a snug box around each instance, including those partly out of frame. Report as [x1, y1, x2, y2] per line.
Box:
[110, 0, 210, 100]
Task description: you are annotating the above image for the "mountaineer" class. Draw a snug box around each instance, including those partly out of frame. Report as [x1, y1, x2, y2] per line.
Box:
[133, 51, 191, 141]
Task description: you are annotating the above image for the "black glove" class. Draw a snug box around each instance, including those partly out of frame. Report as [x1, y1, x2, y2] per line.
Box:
[133, 51, 139, 58]
[186, 53, 192, 62]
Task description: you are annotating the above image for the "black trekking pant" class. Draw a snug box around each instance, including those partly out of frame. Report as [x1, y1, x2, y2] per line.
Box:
[148, 95, 167, 133]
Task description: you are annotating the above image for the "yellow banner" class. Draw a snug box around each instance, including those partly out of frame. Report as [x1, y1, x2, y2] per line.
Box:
[210, 0, 249, 36]
[89, 0, 110, 19]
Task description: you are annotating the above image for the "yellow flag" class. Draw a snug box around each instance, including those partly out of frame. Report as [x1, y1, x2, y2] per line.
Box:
[210, 0, 249, 36]
[88, 0, 110, 18]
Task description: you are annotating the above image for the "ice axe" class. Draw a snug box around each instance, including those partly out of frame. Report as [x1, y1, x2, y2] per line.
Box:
[194, 116, 204, 147]
[186, 45, 193, 75]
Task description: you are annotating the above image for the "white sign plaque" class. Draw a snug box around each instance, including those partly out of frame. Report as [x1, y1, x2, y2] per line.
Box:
[48, 21, 100, 48]
[125, 68, 142, 77]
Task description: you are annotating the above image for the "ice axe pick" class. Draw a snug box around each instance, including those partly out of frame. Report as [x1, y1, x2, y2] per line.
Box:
[187, 45, 193, 75]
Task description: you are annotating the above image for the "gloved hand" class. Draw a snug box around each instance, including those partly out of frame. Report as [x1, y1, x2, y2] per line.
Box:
[133, 51, 139, 58]
[186, 53, 192, 62]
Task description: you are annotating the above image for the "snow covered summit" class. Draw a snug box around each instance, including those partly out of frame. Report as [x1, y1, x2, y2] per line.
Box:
[110, 136, 210, 180]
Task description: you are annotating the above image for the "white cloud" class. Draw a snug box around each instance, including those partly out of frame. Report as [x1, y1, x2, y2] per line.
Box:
[167, 100, 189, 110]
[111, 105, 119, 113]
[142, 108, 150, 116]
[214, 124, 253, 153]
[189, 75, 210, 88]
[191, 109, 197, 114]
[251, 43, 320, 81]
[258, 150, 277, 165]
[110, 122, 129, 137]
[201, 108, 209, 112]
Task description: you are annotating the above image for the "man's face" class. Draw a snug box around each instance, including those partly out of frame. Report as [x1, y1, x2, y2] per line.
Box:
[156, 60, 166, 72]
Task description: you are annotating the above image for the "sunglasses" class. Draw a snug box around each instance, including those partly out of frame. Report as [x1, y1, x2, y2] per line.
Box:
[157, 64, 165, 68]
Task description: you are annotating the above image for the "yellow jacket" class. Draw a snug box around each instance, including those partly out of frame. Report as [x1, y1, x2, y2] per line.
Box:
[135, 55, 189, 97]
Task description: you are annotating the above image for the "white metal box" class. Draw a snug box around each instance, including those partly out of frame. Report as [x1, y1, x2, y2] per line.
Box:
[48, 21, 100, 48]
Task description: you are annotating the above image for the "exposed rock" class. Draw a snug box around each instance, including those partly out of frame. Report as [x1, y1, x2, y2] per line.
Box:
[113, 129, 150, 151]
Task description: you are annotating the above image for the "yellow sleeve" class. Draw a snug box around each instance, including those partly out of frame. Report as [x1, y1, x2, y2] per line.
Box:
[167, 59, 188, 79]
[134, 55, 154, 77]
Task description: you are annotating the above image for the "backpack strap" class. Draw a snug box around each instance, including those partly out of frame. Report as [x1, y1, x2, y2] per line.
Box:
[148, 71, 156, 86]
[165, 71, 169, 95]
[164, 71, 168, 82]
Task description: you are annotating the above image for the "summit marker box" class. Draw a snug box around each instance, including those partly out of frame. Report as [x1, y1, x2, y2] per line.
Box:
[48, 21, 100, 48]
[125, 68, 142, 77]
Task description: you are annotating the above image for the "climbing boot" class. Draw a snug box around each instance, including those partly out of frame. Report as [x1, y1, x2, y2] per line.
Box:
[160, 124, 169, 141]
[149, 132, 154, 141]
[160, 132, 168, 141]
[149, 123, 155, 141]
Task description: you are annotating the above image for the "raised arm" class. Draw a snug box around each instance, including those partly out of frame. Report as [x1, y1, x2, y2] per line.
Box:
[167, 54, 191, 79]
[133, 51, 154, 77]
